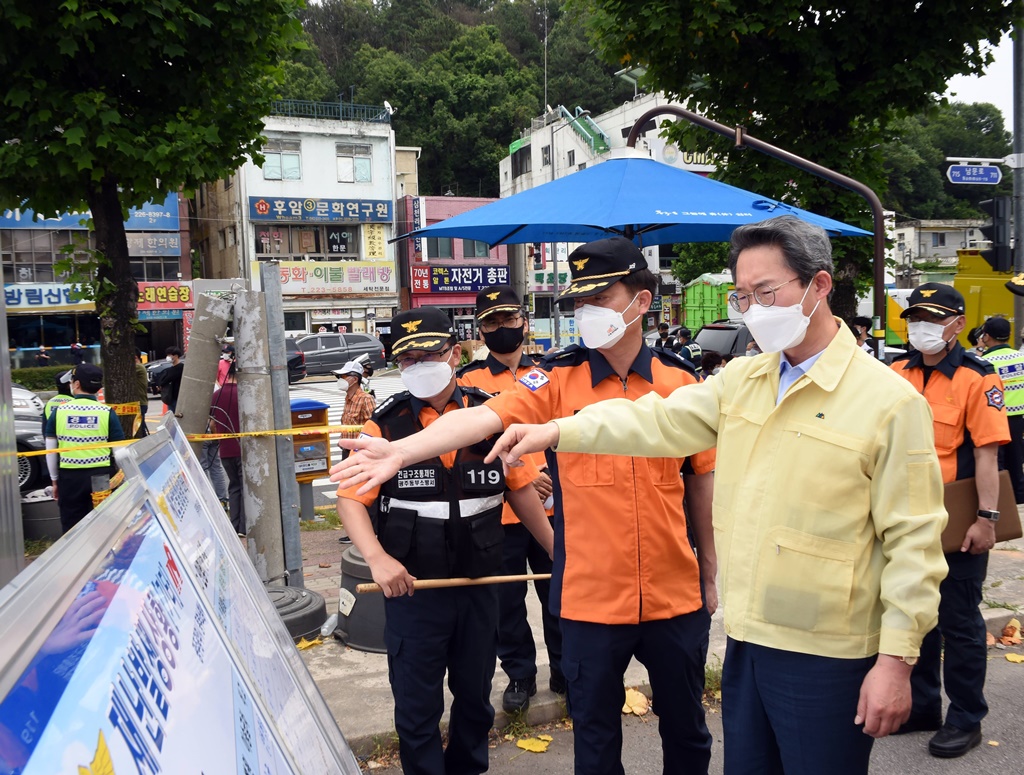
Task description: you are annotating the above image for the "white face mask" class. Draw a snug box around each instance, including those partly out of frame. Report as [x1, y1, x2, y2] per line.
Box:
[400, 356, 455, 399]
[165, 356, 173, 363]
[740, 283, 820, 354]
[574, 293, 641, 350]
[907, 319, 956, 355]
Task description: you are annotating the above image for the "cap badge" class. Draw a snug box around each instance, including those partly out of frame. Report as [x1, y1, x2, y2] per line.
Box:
[920, 289, 936, 297]
[401, 320, 421, 333]
[486, 292, 500, 300]
[572, 258, 589, 271]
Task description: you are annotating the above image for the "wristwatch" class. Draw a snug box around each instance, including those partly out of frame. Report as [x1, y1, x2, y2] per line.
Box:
[977, 509, 1001, 522]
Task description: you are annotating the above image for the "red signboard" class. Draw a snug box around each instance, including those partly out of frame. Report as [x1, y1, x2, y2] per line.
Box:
[137, 282, 194, 310]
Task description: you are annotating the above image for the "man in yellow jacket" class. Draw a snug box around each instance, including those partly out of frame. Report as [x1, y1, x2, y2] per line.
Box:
[331, 216, 948, 775]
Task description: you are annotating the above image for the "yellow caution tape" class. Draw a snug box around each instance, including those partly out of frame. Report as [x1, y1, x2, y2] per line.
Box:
[15, 424, 366, 458]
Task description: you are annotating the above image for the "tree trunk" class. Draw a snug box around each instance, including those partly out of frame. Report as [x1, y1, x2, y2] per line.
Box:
[86, 178, 138, 406]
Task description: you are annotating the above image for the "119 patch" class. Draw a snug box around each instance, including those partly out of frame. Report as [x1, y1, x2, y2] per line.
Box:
[986, 385, 1006, 410]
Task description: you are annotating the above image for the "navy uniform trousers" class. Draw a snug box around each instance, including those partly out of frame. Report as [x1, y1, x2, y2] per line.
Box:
[561, 608, 712, 775]
[497, 521, 563, 683]
[384, 584, 498, 775]
[910, 550, 989, 730]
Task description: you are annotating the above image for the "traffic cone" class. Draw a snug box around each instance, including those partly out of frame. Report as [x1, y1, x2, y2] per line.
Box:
[161, 402, 168, 416]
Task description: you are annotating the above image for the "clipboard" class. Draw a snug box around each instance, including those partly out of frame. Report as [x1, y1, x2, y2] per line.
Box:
[941, 469, 1023, 553]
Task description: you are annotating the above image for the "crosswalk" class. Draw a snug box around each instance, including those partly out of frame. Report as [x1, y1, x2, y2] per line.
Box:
[288, 371, 405, 502]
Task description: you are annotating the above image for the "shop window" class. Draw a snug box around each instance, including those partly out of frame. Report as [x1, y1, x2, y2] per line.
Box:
[463, 240, 490, 258]
[931, 233, 946, 248]
[262, 138, 302, 181]
[541, 145, 551, 166]
[337, 143, 372, 183]
[427, 237, 453, 259]
[567, 149, 575, 167]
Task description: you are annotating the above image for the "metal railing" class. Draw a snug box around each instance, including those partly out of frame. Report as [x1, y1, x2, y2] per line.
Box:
[270, 100, 392, 124]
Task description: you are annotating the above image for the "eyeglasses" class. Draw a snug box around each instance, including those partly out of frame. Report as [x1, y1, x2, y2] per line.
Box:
[728, 278, 800, 313]
[478, 313, 523, 334]
[395, 347, 452, 370]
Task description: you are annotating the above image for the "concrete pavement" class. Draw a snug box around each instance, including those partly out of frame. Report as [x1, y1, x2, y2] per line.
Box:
[298, 523, 1024, 768]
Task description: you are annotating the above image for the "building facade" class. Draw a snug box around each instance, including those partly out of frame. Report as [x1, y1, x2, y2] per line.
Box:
[191, 102, 403, 339]
[3, 194, 191, 366]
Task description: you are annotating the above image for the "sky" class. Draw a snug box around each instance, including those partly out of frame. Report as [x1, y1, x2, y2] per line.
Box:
[944, 34, 1014, 126]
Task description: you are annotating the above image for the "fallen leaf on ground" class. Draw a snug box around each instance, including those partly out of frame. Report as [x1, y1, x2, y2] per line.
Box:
[538, 734, 553, 742]
[1005, 653, 1024, 663]
[622, 688, 650, 716]
[988, 740, 1000, 746]
[296, 637, 323, 650]
[1000, 618, 1021, 645]
[318, 562, 332, 568]
[986, 631, 996, 646]
[516, 738, 550, 753]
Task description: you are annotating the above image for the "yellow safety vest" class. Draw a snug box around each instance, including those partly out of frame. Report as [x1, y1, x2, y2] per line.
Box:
[55, 397, 114, 469]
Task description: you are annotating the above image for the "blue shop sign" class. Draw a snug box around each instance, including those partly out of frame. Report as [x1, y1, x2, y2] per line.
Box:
[0, 194, 180, 231]
[138, 309, 183, 321]
[431, 265, 509, 293]
[249, 196, 391, 223]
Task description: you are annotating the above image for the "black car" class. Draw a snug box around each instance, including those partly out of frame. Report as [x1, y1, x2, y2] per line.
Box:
[16, 418, 48, 493]
[290, 332, 386, 376]
[146, 349, 305, 393]
[694, 320, 755, 358]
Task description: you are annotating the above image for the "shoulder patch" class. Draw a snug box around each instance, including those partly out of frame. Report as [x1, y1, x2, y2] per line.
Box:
[539, 344, 586, 370]
[986, 385, 1006, 410]
[456, 360, 486, 377]
[518, 368, 551, 392]
[372, 391, 410, 420]
[963, 351, 997, 376]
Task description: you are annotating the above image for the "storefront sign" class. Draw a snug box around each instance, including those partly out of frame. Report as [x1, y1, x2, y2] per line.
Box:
[529, 270, 571, 293]
[3, 283, 94, 313]
[127, 232, 182, 256]
[412, 265, 510, 294]
[362, 223, 386, 259]
[137, 282, 193, 311]
[0, 194, 180, 231]
[326, 226, 353, 255]
[138, 309, 183, 320]
[248, 197, 391, 223]
[411, 197, 424, 261]
[256, 260, 396, 295]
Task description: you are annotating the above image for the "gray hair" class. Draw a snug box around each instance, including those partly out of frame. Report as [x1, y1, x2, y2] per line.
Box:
[727, 216, 834, 284]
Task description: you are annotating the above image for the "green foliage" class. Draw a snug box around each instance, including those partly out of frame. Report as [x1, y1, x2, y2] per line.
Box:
[11, 366, 71, 391]
[0, 0, 304, 403]
[670, 243, 730, 285]
[882, 101, 1012, 220]
[572, 0, 1021, 319]
[278, 33, 339, 101]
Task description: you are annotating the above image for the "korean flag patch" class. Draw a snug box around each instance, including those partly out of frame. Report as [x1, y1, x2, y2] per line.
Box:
[986, 385, 1006, 410]
[519, 368, 550, 392]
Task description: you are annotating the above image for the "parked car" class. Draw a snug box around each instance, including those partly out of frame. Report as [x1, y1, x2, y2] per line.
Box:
[16, 419, 47, 493]
[12, 383, 45, 421]
[694, 320, 755, 358]
[289, 332, 386, 376]
[146, 357, 183, 396]
[146, 350, 305, 394]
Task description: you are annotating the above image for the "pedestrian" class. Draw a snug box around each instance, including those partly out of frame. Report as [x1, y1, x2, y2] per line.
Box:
[134, 352, 149, 438]
[217, 344, 234, 386]
[35, 346, 50, 367]
[978, 315, 1024, 503]
[159, 346, 184, 413]
[890, 284, 1010, 758]
[211, 357, 245, 534]
[333, 240, 718, 775]
[338, 358, 377, 453]
[457, 285, 564, 712]
[44, 364, 125, 534]
[470, 217, 948, 775]
[334, 306, 553, 775]
[653, 322, 679, 352]
[70, 341, 85, 365]
[700, 351, 725, 376]
[851, 315, 874, 352]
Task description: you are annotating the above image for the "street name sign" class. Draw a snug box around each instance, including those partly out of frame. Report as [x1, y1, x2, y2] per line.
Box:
[946, 164, 1003, 185]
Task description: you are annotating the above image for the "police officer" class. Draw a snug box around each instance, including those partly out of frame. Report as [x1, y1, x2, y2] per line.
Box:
[332, 240, 717, 775]
[45, 364, 125, 533]
[41, 369, 73, 434]
[458, 285, 563, 712]
[654, 322, 679, 352]
[891, 284, 1010, 758]
[335, 307, 552, 775]
[979, 316, 1024, 502]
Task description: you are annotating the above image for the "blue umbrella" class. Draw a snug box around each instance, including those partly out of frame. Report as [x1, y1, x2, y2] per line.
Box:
[401, 154, 871, 246]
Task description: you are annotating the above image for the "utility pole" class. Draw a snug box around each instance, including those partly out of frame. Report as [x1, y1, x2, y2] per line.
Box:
[1014, 25, 1024, 346]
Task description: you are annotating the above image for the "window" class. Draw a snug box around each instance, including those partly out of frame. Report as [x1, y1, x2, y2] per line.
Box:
[337, 143, 372, 183]
[541, 145, 551, 166]
[463, 240, 490, 258]
[254, 225, 323, 258]
[931, 233, 946, 248]
[567, 149, 575, 167]
[262, 138, 302, 180]
[511, 145, 532, 178]
[223, 174, 233, 190]
[427, 237, 453, 259]
[1, 229, 89, 284]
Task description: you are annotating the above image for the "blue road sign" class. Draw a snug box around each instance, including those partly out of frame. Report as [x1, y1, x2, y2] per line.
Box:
[946, 164, 1003, 185]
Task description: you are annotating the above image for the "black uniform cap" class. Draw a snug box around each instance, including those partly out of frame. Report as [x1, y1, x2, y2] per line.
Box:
[557, 237, 646, 300]
[900, 283, 965, 319]
[475, 285, 522, 320]
[391, 307, 456, 356]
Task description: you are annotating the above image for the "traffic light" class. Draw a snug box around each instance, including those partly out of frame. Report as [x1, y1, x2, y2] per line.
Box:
[531, 243, 545, 271]
[979, 196, 1012, 272]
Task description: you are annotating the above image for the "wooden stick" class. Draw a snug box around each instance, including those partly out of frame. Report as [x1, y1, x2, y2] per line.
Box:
[356, 573, 552, 594]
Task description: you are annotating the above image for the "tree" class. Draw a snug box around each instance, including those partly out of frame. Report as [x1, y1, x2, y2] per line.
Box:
[278, 34, 339, 102]
[670, 243, 730, 286]
[574, 0, 1021, 318]
[0, 0, 303, 403]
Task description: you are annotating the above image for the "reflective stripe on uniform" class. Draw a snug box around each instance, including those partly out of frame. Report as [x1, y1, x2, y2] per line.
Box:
[384, 494, 505, 520]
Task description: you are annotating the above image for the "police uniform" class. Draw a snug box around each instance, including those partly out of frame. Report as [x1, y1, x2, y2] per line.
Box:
[979, 316, 1024, 502]
[483, 239, 717, 774]
[44, 364, 125, 533]
[891, 284, 1010, 750]
[336, 308, 539, 775]
[458, 285, 563, 710]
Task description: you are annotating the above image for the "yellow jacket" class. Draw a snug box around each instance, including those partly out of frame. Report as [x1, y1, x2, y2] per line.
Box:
[555, 322, 947, 660]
